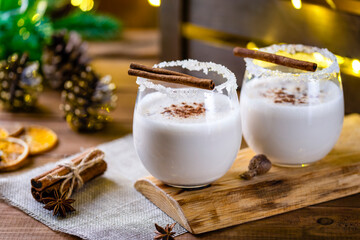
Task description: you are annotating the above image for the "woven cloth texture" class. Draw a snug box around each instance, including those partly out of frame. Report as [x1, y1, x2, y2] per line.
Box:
[0, 135, 186, 239]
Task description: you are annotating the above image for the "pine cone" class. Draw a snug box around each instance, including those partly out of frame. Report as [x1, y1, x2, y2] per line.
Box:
[61, 64, 117, 132]
[42, 31, 89, 90]
[0, 53, 42, 111]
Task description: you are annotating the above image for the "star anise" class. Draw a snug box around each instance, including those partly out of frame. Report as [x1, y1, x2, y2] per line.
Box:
[154, 223, 176, 240]
[42, 190, 76, 217]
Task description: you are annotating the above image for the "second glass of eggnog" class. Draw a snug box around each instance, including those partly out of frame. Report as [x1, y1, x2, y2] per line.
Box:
[240, 44, 344, 167]
[133, 59, 242, 188]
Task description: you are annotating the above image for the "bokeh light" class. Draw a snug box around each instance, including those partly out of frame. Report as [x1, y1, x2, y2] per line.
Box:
[352, 59, 360, 74]
[292, 0, 302, 10]
[71, 0, 94, 11]
[148, 0, 161, 7]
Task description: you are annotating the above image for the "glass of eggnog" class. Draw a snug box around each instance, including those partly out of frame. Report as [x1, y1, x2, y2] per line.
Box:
[133, 59, 242, 188]
[240, 44, 344, 167]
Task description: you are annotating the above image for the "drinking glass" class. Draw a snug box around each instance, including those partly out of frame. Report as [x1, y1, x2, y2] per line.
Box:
[240, 44, 344, 167]
[133, 59, 241, 188]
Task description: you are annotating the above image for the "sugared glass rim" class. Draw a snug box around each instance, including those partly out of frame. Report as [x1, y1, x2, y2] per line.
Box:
[244, 44, 340, 78]
[136, 59, 237, 93]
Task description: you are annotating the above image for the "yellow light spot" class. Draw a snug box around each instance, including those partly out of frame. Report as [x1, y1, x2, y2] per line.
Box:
[22, 31, 30, 40]
[338, 75, 342, 85]
[313, 52, 324, 62]
[292, 0, 302, 9]
[71, 0, 82, 6]
[352, 59, 360, 74]
[246, 42, 258, 50]
[25, 95, 31, 103]
[79, 0, 94, 11]
[31, 13, 40, 22]
[336, 55, 344, 65]
[325, 0, 336, 9]
[19, 27, 26, 35]
[17, 18, 24, 27]
[148, 0, 161, 7]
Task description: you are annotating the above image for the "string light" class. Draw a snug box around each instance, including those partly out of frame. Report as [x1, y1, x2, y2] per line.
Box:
[71, 0, 94, 11]
[352, 60, 360, 74]
[148, 0, 161, 7]
[17, 18, 24, 27]
[325, 0, 336, 9]
[313, 52, 324, 62]
[31, 13, 40, 22]
[291, 0, 302, 10]
[80, 0, 94, 11]
[246, 42, 258, 50]
[71, 0, 82, 6]
[336, 55, 345, 65]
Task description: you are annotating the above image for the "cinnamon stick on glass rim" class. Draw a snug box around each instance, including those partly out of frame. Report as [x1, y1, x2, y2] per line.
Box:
[233, 47, 317, 72]
[128, 63, 215, 90]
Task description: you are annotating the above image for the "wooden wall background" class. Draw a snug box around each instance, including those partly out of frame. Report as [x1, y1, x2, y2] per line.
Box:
[160, 0, 360, 114]
[97, 0, 158, 28]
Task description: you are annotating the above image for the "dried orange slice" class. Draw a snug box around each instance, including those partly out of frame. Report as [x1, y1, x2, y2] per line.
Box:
[0, 128, 9, 138]
[7, 124, 24, 137]
[0, 124, 24, 138]
[0, 137, 29, 172]
[19, 126, 58, 155]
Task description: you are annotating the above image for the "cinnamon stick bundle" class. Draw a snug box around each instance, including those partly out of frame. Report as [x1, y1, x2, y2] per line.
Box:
[128, 63, 215, 90]
[31, 149, 107, 203]
[233, 47, 317, 72]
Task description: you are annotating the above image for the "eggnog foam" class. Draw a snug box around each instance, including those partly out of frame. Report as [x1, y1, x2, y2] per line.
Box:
[136, 91, 234, 123]
[245, 78, 341, 105]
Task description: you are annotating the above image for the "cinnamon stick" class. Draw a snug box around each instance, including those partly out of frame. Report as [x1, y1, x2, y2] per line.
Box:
[31, 159, 107, 203]
[130, 63, 190, 77]
[31, 148, 104, 191]
[233, 47, 317, 72]
[128, 64, 215, 90]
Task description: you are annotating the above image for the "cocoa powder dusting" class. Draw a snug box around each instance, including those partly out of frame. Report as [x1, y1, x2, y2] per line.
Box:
[161, 102, 205, 118]
[263, 87, 310, 105]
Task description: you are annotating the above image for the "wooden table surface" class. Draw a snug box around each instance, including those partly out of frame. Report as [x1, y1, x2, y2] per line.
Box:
[0, 30, 359, 240]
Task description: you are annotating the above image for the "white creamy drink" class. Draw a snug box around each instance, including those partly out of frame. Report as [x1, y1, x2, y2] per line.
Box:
[240, 78, 344, 166]
[133, 91, 242, 187]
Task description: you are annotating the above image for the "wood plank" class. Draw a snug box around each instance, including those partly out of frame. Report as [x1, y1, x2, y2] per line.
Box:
[176, 206, 360, 240]
[160, 0, 183, 61]
[184, 0, 360, 58]
[342, 74, 360, 114]
[135, 114, 360, 234]
[0, 200, 79, 240]
[88, 30, 159, 59]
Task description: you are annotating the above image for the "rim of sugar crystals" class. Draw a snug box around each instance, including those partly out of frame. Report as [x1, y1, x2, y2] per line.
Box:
[244, 44, 339, 79]
[136, 59, 237, 94]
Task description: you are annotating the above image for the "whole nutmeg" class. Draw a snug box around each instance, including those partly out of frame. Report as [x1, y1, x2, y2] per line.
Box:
[240, 154, 272, 180]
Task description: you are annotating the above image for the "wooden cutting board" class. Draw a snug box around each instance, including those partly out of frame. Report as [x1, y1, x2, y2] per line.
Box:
[135, 114, 360, 234]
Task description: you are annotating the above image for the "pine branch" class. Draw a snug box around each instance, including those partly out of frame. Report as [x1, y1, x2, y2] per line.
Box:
[53, 10, 121, 40]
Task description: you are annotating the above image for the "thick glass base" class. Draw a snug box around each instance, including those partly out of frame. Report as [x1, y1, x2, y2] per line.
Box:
[273, 162, 317, 168]
[165, 183, 211, 189]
